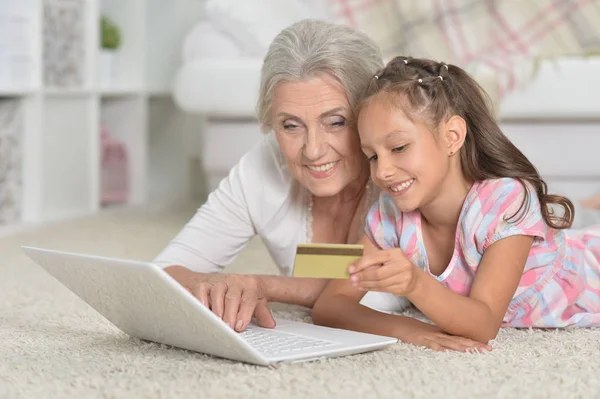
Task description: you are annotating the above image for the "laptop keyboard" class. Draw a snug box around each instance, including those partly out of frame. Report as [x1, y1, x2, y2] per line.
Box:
[239, 328, 336, 356]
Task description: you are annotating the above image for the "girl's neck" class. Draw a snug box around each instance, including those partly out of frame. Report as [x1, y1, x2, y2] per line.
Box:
[420, 171, 473, 230]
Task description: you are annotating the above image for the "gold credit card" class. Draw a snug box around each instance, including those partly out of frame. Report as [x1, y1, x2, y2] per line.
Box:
[292, 243, 364, 279]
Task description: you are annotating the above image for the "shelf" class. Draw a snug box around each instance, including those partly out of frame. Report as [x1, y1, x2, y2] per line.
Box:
[0, 89, 34, 97]
[0, 0, 206, 227]
[100, 96, 147, 206]
[38, 97, 98, 219]
[99, 87, 144, 97]
[42, 0, 89, 89]
[43, 87, 93, 97]
[43, 87, 145, 97]
[147, 89, 173, 98]
[100, 0, 145, 91]
[0, 98, 23, 226]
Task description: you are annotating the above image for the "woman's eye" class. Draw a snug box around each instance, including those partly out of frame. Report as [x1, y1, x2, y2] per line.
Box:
[368, 154, 378, 162]
[324, 117, 346, 129]
[392, 145, 406, 153]
[283, 123, 299, 130]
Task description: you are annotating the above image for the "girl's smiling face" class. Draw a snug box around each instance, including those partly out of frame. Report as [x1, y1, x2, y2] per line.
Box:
[357, 93, 453, 212]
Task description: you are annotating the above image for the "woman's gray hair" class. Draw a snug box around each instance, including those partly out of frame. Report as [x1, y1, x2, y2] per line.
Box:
[257, 19, 383, 131]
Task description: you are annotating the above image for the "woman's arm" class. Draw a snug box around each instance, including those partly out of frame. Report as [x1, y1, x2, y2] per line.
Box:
[164, 266, 328, 331]
[260, 275, 329, 307]
[154, 157, 258, 273]
[407, 235, 534, 342]
[157, 136, 331, 331]
[312, 235, 492, 352]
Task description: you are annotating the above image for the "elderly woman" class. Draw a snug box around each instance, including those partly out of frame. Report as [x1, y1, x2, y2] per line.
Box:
[155, 20, 486, 352]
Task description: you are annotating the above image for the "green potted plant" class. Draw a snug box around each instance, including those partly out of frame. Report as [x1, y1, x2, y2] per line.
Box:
[99, 16, 122, 87]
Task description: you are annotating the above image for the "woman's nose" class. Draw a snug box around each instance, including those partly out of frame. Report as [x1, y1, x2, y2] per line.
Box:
[304, 128, 327, 160]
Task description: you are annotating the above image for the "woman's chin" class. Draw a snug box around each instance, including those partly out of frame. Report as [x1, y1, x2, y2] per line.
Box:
[307, 184, 344, 198]
[298, 166, 366, 198]
[304, 177, 347, 198]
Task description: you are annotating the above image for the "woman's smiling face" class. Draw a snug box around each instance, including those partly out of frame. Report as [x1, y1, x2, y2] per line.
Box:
[271, 74, 367, 197]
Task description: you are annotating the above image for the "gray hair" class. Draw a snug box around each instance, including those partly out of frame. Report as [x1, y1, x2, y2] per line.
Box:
[257, 19, 383, 131]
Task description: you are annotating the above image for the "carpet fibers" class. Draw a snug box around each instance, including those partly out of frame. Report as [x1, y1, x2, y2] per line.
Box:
[2, 203, 600, 399]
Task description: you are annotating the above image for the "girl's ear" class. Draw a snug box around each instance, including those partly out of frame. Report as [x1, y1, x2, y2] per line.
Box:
[443, 115, 467, 156]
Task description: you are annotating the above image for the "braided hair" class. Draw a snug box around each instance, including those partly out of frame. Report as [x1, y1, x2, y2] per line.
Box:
[357, 56, 574, 229]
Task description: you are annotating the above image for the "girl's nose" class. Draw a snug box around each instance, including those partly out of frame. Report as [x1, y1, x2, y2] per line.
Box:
[375, 156, 395, 181]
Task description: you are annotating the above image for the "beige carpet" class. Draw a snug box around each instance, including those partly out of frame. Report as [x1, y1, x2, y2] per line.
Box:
[2, 203, 600, 399]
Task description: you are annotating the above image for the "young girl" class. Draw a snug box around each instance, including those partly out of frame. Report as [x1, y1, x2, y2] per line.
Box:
[311, 56, 600, 349]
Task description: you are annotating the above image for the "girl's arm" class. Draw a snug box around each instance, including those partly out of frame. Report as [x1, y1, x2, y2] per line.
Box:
[407, 235, 534, 342]
[312, 235, 492, 352]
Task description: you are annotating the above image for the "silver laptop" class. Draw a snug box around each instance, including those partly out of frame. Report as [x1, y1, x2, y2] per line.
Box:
[22, 246, 397, 366]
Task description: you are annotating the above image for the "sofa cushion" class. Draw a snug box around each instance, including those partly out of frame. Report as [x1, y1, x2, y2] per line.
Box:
[173, 58, 262, 117]
[181, 21, 242, 63]
[205, 0, 318, 56]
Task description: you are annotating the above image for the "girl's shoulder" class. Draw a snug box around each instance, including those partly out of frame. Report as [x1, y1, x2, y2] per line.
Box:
[466, 177, 539, 216]
[463, 178, 546, 251]
[470, 177, 532, 202]
[465, 177, 539, 221]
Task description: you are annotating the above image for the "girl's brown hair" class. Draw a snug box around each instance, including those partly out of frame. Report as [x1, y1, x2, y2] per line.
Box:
[358, 56, 574, 229]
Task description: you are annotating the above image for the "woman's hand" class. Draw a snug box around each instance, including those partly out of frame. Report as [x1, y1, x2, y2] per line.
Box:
[164, 266, 276, 332]
[348, 248, 423, 296]
[403, 326, 492, 352]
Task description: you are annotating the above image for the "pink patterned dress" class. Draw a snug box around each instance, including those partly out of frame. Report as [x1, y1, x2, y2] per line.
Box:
[365, 178, 600, 328]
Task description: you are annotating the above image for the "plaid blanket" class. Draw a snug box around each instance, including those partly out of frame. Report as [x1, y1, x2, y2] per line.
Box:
[330, 0, 600, 106]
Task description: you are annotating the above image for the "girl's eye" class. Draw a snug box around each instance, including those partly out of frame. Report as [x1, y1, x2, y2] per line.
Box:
[368, 154, 378, 162]
[392, 145, 406, 153]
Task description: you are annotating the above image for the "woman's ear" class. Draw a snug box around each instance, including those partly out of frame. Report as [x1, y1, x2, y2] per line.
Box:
[443, 115, 467, 156]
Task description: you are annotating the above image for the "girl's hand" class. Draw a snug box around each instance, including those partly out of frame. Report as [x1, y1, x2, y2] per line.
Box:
[404, 327, 492, 352]
[348, 248, 423, 296]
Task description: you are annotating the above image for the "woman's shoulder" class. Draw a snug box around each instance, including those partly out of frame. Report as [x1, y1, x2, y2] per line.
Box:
[240, 132, 289, 175]
[234, 132, 303, 227]
[237, 132, 296, 192]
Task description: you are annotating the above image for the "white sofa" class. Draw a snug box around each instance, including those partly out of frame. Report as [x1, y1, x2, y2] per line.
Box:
[173, 3, 600, 225]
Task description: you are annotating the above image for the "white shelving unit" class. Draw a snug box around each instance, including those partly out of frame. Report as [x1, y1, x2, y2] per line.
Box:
[0, 0, 205, 228]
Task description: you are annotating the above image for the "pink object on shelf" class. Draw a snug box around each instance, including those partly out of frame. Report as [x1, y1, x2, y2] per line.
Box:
[100, 124, 129, 205]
